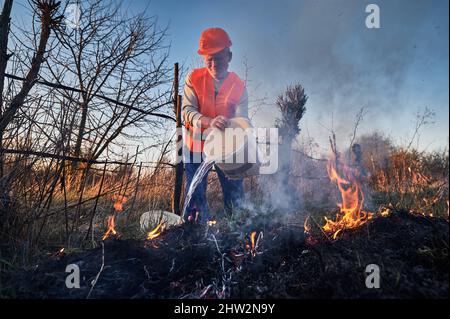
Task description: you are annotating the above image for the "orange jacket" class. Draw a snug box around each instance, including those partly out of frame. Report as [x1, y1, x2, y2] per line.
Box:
[185, 68, 245, 153]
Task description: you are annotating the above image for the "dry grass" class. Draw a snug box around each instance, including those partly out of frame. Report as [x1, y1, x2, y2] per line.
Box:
[367, 148, 449, 217]
[0, 139, 448, 278]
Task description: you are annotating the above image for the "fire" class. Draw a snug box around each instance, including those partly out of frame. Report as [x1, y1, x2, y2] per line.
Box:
[102, 215, 117, 240]
[304, 216, 311, 235]
[380, 208, 391, 217]
[250, 231, 257, 250]
[246, 231, 262, 257]
[147, 220, 165, 240]
[101, 195, 127, 240]
[322, 155, 373, 239]
[48, 247, 66, 257]
[112, 194, 128, 212]
[207, 220, 217, 226]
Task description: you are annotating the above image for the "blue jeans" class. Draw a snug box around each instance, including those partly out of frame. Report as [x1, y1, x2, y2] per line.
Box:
[184, 159, 244, 223]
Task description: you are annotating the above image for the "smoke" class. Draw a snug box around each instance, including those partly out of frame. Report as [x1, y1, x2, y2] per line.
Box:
[142, 0, 447, 221]
[231, 0, 448, 149]
[226, 0, 446, 218]
[239, 141, 309, 218]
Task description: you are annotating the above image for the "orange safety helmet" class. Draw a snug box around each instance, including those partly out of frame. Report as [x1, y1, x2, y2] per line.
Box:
[197, 28, 232, 56]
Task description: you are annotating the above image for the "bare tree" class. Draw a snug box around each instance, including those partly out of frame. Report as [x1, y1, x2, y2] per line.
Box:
[0, 0, 14, 178]
[0, 0, 62, 233]
[349, 106, 367, 151]
[0, 0, 62, 134]
[0, 0, 62, 179]
[43, 0, 172, 172]
[0, 0, 174, 259]
[0, 0, 14, 119]
[406, 107, 435, 151]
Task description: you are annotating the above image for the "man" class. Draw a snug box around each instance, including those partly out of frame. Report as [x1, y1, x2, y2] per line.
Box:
[182, 27, 249, 223]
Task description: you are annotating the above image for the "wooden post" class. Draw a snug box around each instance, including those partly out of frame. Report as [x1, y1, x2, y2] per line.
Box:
[172, 63, 184, 215]
[172, 63, 179, 114]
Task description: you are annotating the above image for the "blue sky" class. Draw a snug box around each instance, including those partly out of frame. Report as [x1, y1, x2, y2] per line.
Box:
[8, 0, 449, 155]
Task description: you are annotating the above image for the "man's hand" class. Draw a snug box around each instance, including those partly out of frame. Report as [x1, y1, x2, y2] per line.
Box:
[208, 115, 229, 130]
[198, 115, 230, 130]
[210, 115, 230, 130]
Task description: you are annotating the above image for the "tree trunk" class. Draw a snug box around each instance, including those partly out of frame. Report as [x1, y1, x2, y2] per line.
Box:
[172, 95, 183, 215]
[0, 3, 52, 134]
[72, 100, 88, 172]
[279, 136, 293, 185]
[0, 0, 14, 178]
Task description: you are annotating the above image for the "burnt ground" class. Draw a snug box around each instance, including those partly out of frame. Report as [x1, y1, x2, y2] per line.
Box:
[4, 211, 449, 299]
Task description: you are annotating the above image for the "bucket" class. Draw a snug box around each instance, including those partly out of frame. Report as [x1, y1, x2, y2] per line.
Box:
[203, 117, 261, 179]
[139, 210, 182, 232]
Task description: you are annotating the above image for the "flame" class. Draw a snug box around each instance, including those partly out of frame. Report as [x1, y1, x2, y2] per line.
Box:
[102, 215, 117, 240]
[304, 216, 311, 234]
[380, 208, 391, 217]
[245, 231, 260, 257]
[322, 155, 373, 239]
[101, 195, 127, 240]
[147, 220, 165, 240]
[112, 194, 128, 212]
[250, 231, 257, 250]
[207, 220, 217, 226]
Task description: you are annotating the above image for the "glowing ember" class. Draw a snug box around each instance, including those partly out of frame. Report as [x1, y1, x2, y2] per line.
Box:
[102, 215, 117, 240]
[48, 247, 66, 257]
[207, 220, 217, 226]
[322, 155, 373, 239]
[112, 194, 128, 212]
[147, 220, 165, 240]
[380, 208, 391, 217]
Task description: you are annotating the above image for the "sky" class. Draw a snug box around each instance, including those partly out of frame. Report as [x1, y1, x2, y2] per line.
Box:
[7, 0, 450, 156]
